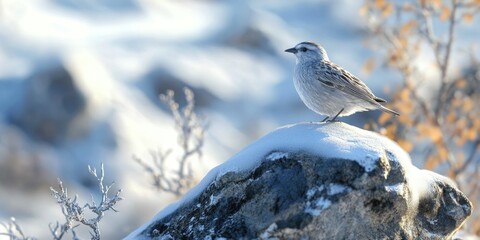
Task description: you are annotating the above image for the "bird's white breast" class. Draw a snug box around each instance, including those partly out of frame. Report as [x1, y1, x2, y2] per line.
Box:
[293, 61, 372, 117]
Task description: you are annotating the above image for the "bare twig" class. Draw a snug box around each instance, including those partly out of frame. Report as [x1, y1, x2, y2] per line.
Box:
[455, 139, 480, 175]
[134, 88, 205, 196]
[435, 0, 460, 118]
[361, 0, 480, 233]
[49, 163, 123, 240]
[0, 218, 36, 240]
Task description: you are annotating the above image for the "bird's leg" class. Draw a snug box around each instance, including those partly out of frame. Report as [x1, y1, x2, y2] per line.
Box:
[321, 116, 330, 122]
[328, 108, 344, 122]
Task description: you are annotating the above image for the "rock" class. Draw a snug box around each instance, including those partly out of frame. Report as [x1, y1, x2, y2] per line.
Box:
[125, 123, 472, 240]
[8, 63, 88, 144]
[139, 69, 218, 109]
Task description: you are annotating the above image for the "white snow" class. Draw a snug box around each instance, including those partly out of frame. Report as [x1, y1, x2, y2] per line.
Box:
[327, 183, 350, 195]
[265, 151, 289, 161]
[209, 194, 220, 206]
[307, 186, 325, 198]
[385, 183, 405, 195]
[305, 197, 332, 216]
[125, 122, 415, 238]
[259, 223, 278, 239]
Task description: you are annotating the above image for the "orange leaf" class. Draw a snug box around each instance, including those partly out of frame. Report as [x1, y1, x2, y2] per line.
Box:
[420, 0, 427, 7]
[474, 118, 480, 129]
[385, 124, 397, 139]
[398, 100, 413, 114]
[459, 130, 469, 145]
[384, 85, 391, 94]
[413, 41, 422, 55]
[431, 0, 442, 8]
[446, 112, 456, 124]
[463, 13, 474, 23]
[359, 5, 369, 17]
[419, 0, 427, 7]
[375, 0, 386, 8]
[456, 152, 465, 162]
[456, 136, 467, 146]
[362, 58, 376, 75]
[447, 169, 456, 179]
[382, 3, 394, 17]
[399, 88, 410, 101]
[451, 97, 462, 108]
[455, 79, 467, 88]
[428, 125, 443, 143]
[462, 98, 473, 112]
[438, 145, 448, 160]
[399, 37, 409, 48]
[379, 112, 392, 125]
[417, 123, 429, 137]
[402, 3, 416, 12]
[457, 118, 467, 130]
[440, 7, 451, 21]
[424, 155, 439, 170]
[417, 124, 442, 143]
[398, 139, 413, 152]
[398, 114, 413, 126]
[467, 130, 477, 141]
[400, 20, 417, 35]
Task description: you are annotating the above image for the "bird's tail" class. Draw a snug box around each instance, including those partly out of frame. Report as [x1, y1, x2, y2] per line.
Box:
[379, 105, 400, 116]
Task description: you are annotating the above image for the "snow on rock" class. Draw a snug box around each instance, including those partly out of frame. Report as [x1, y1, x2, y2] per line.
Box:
[265, 151, 289, 161]
[125, 122, 472, 239]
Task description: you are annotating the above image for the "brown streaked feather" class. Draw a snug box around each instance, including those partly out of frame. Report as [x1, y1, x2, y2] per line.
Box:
[314, 60, 378, 104]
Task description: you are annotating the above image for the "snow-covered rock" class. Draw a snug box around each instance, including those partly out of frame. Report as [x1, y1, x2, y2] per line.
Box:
[125, 122, 472, 239]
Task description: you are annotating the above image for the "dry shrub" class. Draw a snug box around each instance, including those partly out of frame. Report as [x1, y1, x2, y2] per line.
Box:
[361, 0, 480, 234]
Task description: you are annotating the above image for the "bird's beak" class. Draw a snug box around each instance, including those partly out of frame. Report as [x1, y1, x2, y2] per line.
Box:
[285, 48, 297, 54]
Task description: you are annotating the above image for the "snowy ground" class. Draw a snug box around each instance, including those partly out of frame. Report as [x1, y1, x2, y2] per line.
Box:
[0, 0, 478, 239]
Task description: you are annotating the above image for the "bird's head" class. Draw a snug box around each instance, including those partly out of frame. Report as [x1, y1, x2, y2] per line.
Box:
[285, 42, 329, 62]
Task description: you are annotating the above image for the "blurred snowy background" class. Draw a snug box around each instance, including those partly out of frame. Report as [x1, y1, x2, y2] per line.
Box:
[0, 0, 478, 238]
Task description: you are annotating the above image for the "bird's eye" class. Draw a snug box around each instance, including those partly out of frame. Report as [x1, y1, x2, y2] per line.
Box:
[300, 47, 307, 52]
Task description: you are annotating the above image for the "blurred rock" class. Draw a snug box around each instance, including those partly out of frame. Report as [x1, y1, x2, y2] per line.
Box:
[0, 125, 56, 191]
[223, 26, 275, 54]
[54, 0, 139, 13]
[9, 64, 88, 144]
[140, 69, 218, 110]
[126, 123, 472, 239]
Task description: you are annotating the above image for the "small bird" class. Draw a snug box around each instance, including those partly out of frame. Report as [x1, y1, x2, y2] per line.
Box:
[285, 41, 399, 121]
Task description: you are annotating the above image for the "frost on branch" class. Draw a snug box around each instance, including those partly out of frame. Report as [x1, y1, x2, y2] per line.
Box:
[49, 163, 123, 240]
[134, 88, 205, 196]
[0, 217, 36, 240]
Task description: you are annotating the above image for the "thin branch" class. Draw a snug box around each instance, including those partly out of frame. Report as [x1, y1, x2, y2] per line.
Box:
[134, 88, 205, 196]
[0, 218, 37, 240]
[455, 139, 480, 175]
[435, 0, 460, 117]
[49, 163, 122, 240]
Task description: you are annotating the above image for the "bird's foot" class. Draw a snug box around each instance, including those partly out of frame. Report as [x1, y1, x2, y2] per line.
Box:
[326, 108, 344, 123]
[326, 119, 341, 123]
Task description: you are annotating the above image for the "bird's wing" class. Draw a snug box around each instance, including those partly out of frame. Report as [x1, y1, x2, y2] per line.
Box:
[314, 61, 378, 104]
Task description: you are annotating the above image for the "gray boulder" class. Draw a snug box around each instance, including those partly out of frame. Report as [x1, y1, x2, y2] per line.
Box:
[9, 63, 87, 144]
[126, 123, 472, 240]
